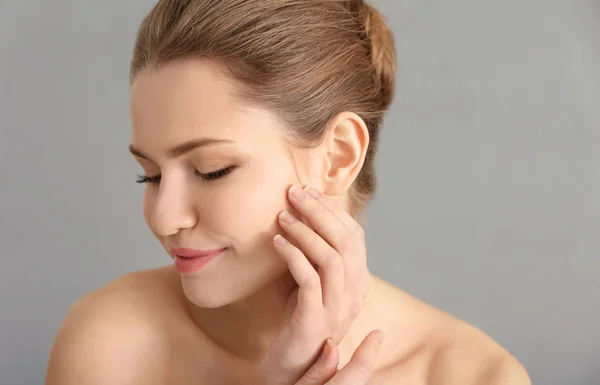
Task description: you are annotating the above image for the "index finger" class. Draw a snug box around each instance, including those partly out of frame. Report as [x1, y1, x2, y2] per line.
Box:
[302, 186, 360, 231]
[288, 185, 349, 251]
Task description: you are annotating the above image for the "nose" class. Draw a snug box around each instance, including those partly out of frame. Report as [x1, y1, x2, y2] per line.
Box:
[150, 178, 198, 237]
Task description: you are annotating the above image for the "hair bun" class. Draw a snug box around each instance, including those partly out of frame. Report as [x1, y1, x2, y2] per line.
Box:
[360, 1, 397, 108]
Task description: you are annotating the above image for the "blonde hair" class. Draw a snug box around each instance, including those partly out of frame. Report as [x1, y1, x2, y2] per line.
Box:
[130, 0, 397, 219]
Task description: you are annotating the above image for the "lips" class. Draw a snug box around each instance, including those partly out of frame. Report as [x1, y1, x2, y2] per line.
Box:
[170, 247, 226, 258]
[169, 247, 227, 274]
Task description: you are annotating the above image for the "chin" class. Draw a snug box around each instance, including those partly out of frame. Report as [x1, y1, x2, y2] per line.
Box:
[180, 281, 239, 308]
[178, 265, 288, 309]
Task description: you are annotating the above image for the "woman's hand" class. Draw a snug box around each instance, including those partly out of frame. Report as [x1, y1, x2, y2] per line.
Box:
[258, 185, 374, 385]
[296, 329, 385, 385]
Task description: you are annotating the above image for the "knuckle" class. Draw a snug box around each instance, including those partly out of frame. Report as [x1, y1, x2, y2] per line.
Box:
[354, 362, 374, 380]
[338, 234, 357, 253]
[330, 317, 343, 330]
[330, 311, 345, 326]
[301, 273, 321, 290]
[299, 369, 321, 384]
[290, 249, 305, 260]
[313, 201, 329, 216]
[323, 251, 342, 268]
[298, 231, 314, 245]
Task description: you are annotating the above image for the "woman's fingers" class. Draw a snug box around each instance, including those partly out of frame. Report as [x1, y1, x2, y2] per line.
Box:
[326, 330, 384, 385]
[263, 186, 375, 385]
[302, 186, 359, 232]
[301, 187, 370, 295]
[288, 185, 352, 254]
[273, 234, 322, 316]
[295, 339, 340, 385]
[294, 330, 384, 385]
[287, 185, 369, 309]
[278, 210, 345, 309]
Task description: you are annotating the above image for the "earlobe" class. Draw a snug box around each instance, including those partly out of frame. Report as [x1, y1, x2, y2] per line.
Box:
[322, 112, 369, 196]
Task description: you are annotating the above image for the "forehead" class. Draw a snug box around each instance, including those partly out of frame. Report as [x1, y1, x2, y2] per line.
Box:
[129, 60, 284, 150]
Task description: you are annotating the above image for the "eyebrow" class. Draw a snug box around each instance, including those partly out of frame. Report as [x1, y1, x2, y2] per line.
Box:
[129, 138, 235, 161]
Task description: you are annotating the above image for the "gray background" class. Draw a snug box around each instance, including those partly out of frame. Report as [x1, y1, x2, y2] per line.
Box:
[1, 0, 598, 384]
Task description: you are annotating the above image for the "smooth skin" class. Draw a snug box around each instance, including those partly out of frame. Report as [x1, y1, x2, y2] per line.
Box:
[261, 185, 375, 385]
[45, 59, 531, 385]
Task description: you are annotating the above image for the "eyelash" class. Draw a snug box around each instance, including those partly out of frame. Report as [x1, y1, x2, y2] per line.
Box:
[135, 166, 236, 185]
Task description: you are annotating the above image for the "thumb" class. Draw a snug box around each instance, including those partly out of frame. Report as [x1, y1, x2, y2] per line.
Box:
[295, 339, 339, 385]
[326, 329, 384, 385]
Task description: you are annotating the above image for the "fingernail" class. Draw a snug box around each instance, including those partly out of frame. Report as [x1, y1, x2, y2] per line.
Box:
[279, 211, 297, 224]
[289, 185, 306, 201]
[321, 338, 333, 359]
[305, 186, 321, 200]
[274, 234, 288, 246]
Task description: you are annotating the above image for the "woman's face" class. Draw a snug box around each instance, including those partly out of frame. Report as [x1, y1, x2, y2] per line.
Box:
[129, 60, 314, 308]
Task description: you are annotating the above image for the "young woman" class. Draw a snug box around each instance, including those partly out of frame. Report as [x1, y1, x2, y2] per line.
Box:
[46, 1, 531, 384]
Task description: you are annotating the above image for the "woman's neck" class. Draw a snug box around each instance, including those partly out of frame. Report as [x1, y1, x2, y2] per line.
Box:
[185, 271, 299, 360]
[182, 269, 384, 373]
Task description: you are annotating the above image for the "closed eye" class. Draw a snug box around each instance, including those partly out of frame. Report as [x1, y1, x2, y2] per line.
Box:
[194, 166, 236, 181]
[135, 174, 161, 185]
[135, 166, 237, 185]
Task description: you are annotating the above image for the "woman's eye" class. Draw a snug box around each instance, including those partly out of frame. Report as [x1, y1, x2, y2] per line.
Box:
[135, 166, 236, 185]
[195, 166, 236, 181]
[135, 174, 161, 185]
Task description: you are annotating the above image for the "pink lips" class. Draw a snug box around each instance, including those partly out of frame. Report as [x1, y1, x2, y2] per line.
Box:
[169, 247, 226, 274]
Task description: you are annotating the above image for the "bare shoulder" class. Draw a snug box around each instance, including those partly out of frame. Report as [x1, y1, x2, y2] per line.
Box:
[427, 320, 531, 385]
[366, 277, 530, 385]
[45, 267, 179, 385]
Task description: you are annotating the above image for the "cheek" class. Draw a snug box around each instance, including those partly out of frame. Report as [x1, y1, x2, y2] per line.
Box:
[206, 159, 298, 244]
